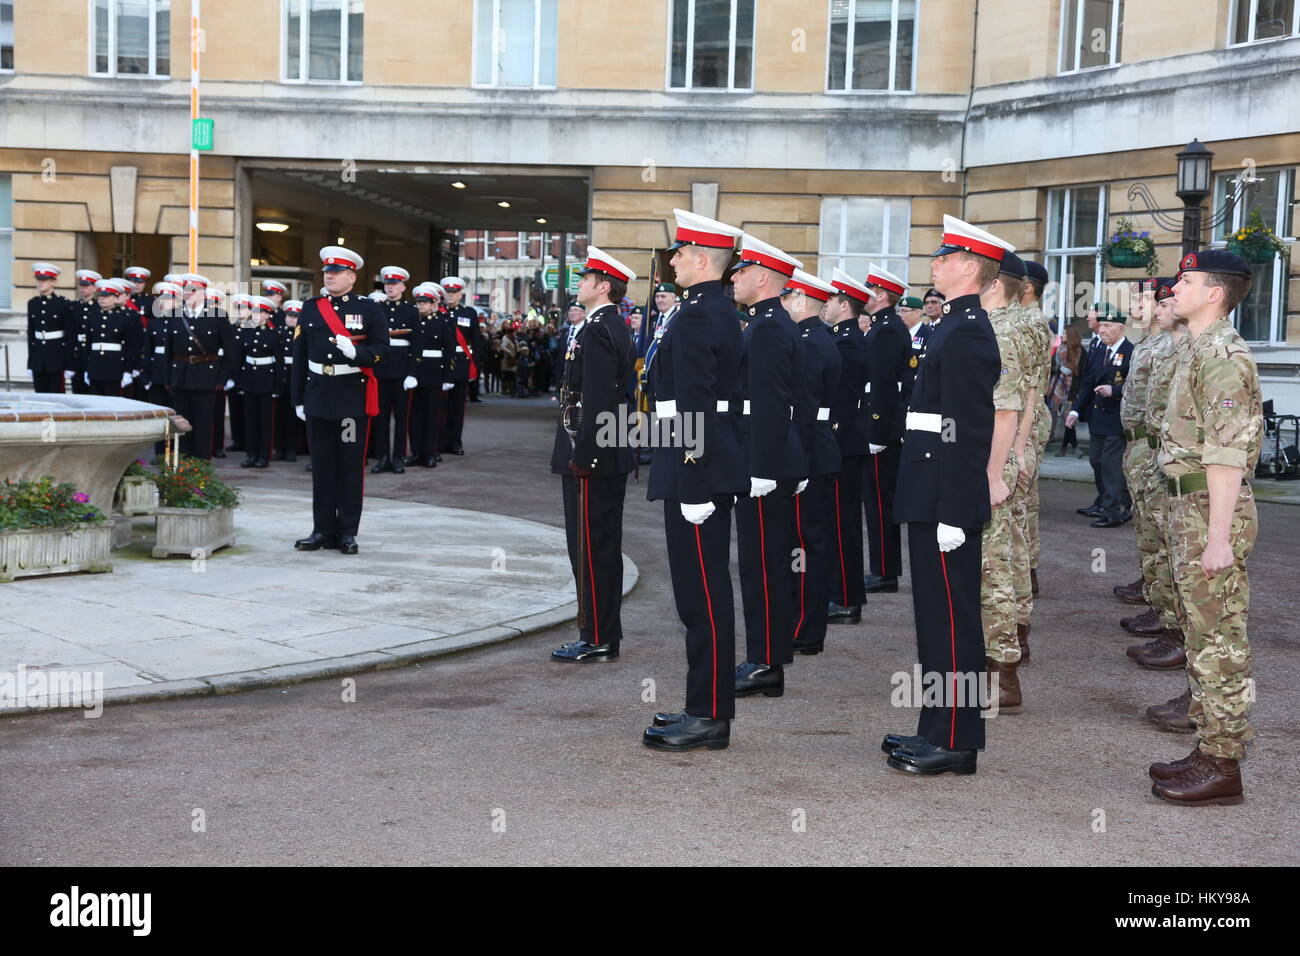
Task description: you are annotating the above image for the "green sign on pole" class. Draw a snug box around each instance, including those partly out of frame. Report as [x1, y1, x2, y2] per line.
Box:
[542, 264, 581, 294]
[192, 118, 214, 151]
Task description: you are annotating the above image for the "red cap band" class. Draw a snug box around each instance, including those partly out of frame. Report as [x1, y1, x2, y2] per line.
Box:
[739, 249, 796, 278]
[585, 257, 630, 282]
[941, 232, 1006, 262]
[784, 278, 831, 302]
[832, 280, 871, 303]
[676, 226, 736, 249]
[867, 274, 905, 296]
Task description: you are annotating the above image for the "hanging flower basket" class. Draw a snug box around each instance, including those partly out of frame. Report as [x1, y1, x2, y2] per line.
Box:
[1106, 247, 1154, 269]
[1227, 210, 1289, 264]
[1103, 218, 1158, 274]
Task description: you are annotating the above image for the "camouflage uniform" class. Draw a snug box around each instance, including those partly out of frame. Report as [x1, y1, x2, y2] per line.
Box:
[982, 304, 1027, 663]
[1119, 326, 1160, 602]
[1023, 307, 1053, 574]
[1143, 331, 1188, 630]
[1156, 318, 1262, 760]
[1009, 304, 1047, 627]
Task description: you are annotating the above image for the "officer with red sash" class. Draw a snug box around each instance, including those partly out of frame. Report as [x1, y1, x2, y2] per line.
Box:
[291, 246, 389, 555]
[439, 275, 478, 455]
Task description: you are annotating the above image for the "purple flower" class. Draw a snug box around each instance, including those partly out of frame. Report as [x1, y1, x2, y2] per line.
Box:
[73, 492, 89, 503]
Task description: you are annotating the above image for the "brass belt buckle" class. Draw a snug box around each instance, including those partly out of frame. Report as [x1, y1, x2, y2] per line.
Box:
[323, 364, 334, 376]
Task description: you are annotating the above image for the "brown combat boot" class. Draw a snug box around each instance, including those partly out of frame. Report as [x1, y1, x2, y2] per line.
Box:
[1131, 611, 1168, 635]
[1016, 622, 1030, 663]
[1031, 568, 1039, 596]
[1145, 688, 1194, 732]
[1113, 578, 1146, 604]
[1121, 607, 1159, 634]
[1151, 753, 1244, 806]
[987, 657, 1022, 712]
[1127, 629, 1186, 669]
[1149, 746, 1203, 780]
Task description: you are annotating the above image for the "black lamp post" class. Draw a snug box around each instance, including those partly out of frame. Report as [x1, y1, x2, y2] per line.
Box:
[1175, 139, 1214, 257]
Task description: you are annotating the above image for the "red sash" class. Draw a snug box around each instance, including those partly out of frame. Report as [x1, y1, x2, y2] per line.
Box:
[127, 296, 146, 328]
[317, 297, 379, 417]
[454, 322, 479, 381]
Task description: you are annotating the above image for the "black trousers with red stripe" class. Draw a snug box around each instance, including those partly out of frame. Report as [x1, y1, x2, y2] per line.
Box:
[832, 457, 867, 607]
[372, 378, 411, 461]
[906, 521, 986, 751]
[791, 476, 834, 647]
[561, 472, 627, 647]
[664, 496, 736, 720]
[863, 442, 902, 580]
[735, 484, 797, 668]
[307, 415, 370, 538]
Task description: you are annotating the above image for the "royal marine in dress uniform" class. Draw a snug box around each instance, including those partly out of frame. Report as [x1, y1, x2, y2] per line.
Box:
[26, 263, 74, 393]
[549, 248, 637, 663]
[643, 210, 747, 753]
[142, 281, 181, 408]
[783, 270, 842, 657]
[825, 268, 873, 622]
[729, 233, 809, 700]
[1149, 250, 1262, 806]
[169, 274, 238, 460]
[234, 296, 282, 468]
[84, 279, 143, 396]
[405, 283, 452, 468]
[861, 263, 912, 595]
[291, 246, 389, 555]
[273, 299, 305, 462]
[371, 266, 418, 474]
[884, 215, 1006, 777]
[440, 276, 478, 455]
[68, 270, 102, 395]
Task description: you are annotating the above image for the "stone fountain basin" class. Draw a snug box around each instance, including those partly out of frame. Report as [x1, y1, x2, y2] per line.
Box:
[0, 393, 174, 516]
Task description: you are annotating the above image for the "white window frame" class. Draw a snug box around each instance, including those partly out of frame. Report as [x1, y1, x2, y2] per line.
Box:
[1228, 0, 1300, 45]
[666, 0, 756, 92]
[1057, 0, 1123, 75]
[516, 231, 531, 260]
[0, 175, 12, 310]
[471, 0, 557, 90]
[88, 0, 171, 79]
[1044, 185, 1108, 328]
[1, 1, 14, 74]
[824, 0, 920, 95]
[1211, 167, 1296, 344]
[281, 0, 364, 85]
[817, 196, 911, 284]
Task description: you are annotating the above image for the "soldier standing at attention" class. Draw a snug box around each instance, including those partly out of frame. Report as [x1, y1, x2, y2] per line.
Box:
[143, 280, 181, 410]
[234, 296, 282, 469]
[1149, 250, 1261, 806]
[729, 233, 808, 701]
[1018, 262, 1053, 597]
[783, 269, 842, 657]
[274, 299, 304, 462]
[439, 276, 477, 455]
[861, 264, 911, 596]
[68, 270, 102, 394]
[292, 247, 389, 555]
[549, 248, 637, 663]
[883, 216, 1006, 777]
[825, 269, 873, 624]
[371, 266, 417, 475]
[170, 274, 238, 460]
[405, 283, 450, 468]
[84, 278, 142, 396]
[26, 263, 74, 394]
[261, 279, 289, 329]
[642, 210, 747, 753]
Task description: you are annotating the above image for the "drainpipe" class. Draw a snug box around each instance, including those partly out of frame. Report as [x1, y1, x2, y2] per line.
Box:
[959, 0, 980, 219]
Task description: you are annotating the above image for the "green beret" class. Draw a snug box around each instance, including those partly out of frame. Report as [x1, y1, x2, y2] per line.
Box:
[1094, 302, 1126, 324]
[654, 282, 678, 295]
[899, 296, 924, 309]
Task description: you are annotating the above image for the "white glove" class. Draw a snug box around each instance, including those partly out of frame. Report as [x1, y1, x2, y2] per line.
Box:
[224, 379, 236, 391]
[120, 372, 133, 388]
[681, 501, 715, 525]
[64, 370, 74, 381]
[441, 382, 454, 392]
[749, 477, 777, 498]
[83, 372, 90, 385]
[295, 404, 306, 421]
[131, 369, 141, 379]
[937, 523, 966, 553]
[334, 335, 357, 359]
[403, 375, 418, 391]
[869, 443, 886, 455]
[796, 479, 809, 495]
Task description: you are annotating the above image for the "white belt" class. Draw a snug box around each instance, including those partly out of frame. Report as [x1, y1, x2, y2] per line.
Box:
[906, 411, 942, 434]
[91, 342, 122, 352]
[422, 349, 443, 358]
[34, 330, 64, 340]
[388, 339, 410, 347]
[154, 345, 166, 354]
[816, 407, 830, 421]
[655, 400, 677, 418]
[245, 355, 276, 366]
[308, 360, 360, 376]
[716, 400, 729, 413]
[741, 400, 793, 418]
[284, 356, 294, 365]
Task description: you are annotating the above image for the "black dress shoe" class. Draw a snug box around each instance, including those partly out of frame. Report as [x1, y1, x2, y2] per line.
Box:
[1090, 516, 1123, 528]
[863, 573, 899, 593]
[239, 457, 257, 468]
[391, 461, 405, 474]
[652, 711, 685, 727]
[827, 602, 862, 625]
[1077, 506, 1102, 517]
[212, 449, 226, 459]
[284, 452, 297, 462]
[450, 448, 465, 456]
[551, 640, 619, 662]
[294, 532, 337, 551]
[791, 638, 823, 655]
[422, 456, 438, 468]
[434, 453, 443, 462]
[735, 661, 784, 698]
[642, 715, 729, 752]
[886, 740, 978, 776]
[254, 458, 269, 469]
[403, 454, 421, 466]
[881, 732, 927, 754]
[370, 457, 392, 474]
[338, 535, 359, 555]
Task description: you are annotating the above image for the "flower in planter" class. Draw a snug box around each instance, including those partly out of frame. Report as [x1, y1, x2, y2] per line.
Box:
[0, 477, 108, 531]
[1103, 217, 1160, 276]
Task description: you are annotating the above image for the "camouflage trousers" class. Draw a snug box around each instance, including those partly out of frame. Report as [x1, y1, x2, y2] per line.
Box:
[1028, 401, 1051, 571]
[1140, 458, 1180, 630]
[1167, 485, 1257, 760]
[982, 456, 1021, 663]
[1122, 440, 1155, 597]
[1010, 439, 1036, 628]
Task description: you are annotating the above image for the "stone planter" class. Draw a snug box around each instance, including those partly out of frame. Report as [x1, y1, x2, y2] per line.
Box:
[153, 506, 236, 559]
[0, 524, 113, 583]
[110, 514, 132, 550]
[116, 474, 160, 516]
